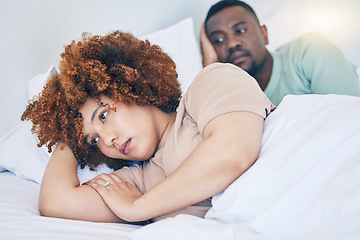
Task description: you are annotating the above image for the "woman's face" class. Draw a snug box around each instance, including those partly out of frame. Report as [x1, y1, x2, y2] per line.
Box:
[79, 96, 162, 161]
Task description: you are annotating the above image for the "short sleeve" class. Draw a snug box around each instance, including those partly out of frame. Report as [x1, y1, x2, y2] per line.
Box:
[114, 164, 146, 193]
[184, 63, 274, 134]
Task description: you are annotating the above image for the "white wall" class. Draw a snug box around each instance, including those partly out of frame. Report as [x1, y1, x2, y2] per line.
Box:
[0, 0, 217, 137]
[1, 0, 359, 137]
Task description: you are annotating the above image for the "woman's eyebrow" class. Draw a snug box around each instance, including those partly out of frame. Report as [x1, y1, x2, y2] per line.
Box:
[91, 105, 103, 122]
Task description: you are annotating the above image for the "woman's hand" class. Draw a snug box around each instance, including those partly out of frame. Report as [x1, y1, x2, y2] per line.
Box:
[200, 22, 219, 67]
[85, 173, 143, 222]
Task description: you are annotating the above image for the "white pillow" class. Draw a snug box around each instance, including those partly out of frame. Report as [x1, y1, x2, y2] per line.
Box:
[263, 2, 297, 51]
[28, 65, 58, 99]
[140, 17, 203, 93]
[0, 121, 52, 183]
[0, 17, 203, 184]
[0, 66, 57, 183]
[0, 120, 113, 184]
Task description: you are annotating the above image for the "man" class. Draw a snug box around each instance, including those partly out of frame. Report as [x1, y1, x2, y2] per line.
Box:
[201, 0, 360, 105]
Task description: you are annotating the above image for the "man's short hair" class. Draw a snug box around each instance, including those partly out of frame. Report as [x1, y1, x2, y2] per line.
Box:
[205, 0, 260, 25]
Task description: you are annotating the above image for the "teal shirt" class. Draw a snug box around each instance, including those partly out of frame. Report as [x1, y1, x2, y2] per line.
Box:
[265, 32, 360, 106]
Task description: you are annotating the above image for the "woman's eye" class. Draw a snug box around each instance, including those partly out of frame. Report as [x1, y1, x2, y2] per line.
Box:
[91, 137, 99, 146]
[100, 111, 108, 121]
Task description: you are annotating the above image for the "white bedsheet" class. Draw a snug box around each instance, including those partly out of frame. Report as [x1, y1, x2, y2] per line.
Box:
[0, 171, 139, 240]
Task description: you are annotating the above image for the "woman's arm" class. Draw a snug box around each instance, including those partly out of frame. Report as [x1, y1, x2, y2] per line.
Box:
[88, 110, 264, 222]
[39, 143, 129, 223]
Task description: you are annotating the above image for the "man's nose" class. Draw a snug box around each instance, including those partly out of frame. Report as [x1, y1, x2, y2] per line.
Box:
[227, 34, 242, 51]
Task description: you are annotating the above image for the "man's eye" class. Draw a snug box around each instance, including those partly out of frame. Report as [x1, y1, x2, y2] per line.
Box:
[236, 28, 247, 34]
[91, 137, 99, 146]
[214, 36, 225, 44]
[100, 111, 108, 121]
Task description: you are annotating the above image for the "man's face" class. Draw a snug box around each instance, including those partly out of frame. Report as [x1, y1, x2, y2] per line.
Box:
[206, 6, 269, 76]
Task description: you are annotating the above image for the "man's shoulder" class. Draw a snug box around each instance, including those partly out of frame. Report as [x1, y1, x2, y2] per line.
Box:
[276, 32, 334, 51]
[273, 32, 340, 61]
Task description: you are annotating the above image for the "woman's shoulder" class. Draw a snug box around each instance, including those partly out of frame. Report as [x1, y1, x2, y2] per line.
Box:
[196, 62, 247, 81]
[185, 63, 250, 96]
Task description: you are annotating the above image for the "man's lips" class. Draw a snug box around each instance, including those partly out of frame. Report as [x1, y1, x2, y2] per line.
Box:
[119, 138, 131, 155]
[228, 51, 249, 65]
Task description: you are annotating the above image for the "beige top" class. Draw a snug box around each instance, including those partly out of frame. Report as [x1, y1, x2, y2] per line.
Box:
[114, 63, 275, 221]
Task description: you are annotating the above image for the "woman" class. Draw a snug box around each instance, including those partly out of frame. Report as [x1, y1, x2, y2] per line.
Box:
[22, 31, 275, 224]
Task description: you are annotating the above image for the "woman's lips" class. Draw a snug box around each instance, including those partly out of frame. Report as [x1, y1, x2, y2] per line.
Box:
[119, 138, 131, 155]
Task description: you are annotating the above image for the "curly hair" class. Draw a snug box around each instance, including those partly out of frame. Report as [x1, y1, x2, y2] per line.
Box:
[21, 31, 181, 170]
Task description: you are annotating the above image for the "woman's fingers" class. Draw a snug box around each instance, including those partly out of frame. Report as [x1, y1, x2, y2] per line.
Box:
[108, 172, 126, 183]
[83, 173, 115, 189]
[83, 173, 136, 192]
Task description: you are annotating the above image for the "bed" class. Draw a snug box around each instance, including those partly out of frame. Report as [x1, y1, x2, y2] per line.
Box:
[1, 10, 360, 240]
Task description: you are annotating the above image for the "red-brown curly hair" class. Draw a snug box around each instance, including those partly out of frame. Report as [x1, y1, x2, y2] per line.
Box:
[21, 31, 181, 170]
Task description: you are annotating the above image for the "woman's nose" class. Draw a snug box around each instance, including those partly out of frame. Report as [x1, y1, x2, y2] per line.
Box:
[101, 130, 116, 148]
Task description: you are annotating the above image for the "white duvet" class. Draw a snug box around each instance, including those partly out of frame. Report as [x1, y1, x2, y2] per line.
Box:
[131, 94, 360, 240]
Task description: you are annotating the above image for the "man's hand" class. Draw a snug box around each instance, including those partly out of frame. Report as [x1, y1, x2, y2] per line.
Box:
[200, 22, 219, 67]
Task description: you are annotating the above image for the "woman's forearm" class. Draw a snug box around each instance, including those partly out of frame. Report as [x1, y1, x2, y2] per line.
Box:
[127, 111, 264, 221]
[39, 144, 124, 222]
